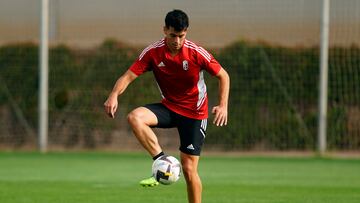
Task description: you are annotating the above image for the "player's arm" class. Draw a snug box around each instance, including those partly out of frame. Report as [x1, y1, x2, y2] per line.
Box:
[104, 70, 138, 118]
[212, 68, 230, 126]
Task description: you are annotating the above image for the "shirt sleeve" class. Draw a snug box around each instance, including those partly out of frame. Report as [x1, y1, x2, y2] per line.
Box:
[205, 57, 222, 76]
[129, 48, 152, 76]
[197, 47, 222, 76]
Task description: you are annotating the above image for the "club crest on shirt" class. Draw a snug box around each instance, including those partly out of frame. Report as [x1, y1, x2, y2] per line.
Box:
[182, 60, 189, 70]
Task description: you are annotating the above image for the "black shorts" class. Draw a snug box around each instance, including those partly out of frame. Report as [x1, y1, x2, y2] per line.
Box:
[144, 103, 207, 156]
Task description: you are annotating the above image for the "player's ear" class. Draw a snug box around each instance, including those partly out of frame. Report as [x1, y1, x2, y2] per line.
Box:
[163, 26, 168, 35]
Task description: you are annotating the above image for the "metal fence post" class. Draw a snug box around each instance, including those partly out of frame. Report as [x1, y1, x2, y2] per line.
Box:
[318, 0, 330, 155]
[39, 0, 49, 153]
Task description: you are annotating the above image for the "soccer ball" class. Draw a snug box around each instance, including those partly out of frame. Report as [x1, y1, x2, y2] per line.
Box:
[152, 155, 181, 185]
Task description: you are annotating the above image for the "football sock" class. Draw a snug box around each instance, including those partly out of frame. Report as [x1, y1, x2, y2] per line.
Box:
[152, 151, 164, 160]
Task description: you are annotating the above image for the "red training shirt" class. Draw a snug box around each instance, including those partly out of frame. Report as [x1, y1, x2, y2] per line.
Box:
[129, 38, 222, 120]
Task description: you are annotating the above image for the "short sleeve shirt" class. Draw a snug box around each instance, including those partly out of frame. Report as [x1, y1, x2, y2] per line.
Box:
[129, 38, 222, 120]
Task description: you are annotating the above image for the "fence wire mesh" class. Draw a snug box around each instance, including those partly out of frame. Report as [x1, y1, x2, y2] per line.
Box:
[0, 0, 359, 151]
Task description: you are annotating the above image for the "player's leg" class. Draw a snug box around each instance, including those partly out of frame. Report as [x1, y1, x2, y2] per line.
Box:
[128, 103, 175, 187]
[177, 117, 206, 203]
[128, 106, 162, 187]
[180, 152, 202, 203]
[127, 106, 162, 157]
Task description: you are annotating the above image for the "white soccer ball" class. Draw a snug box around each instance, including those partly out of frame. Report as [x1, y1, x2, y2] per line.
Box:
[152, 155, 181, 185]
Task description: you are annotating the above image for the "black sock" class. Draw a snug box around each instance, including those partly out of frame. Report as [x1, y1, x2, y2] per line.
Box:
[152, 151, 165, 160]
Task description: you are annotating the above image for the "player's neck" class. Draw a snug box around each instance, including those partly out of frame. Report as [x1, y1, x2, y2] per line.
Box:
[169, 49, 180, 57]
[165, 38, 183, 57]
[166, 45, 181, 57]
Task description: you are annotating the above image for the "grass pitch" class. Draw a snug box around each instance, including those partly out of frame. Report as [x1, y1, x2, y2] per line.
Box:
[0, 152, 359, 203]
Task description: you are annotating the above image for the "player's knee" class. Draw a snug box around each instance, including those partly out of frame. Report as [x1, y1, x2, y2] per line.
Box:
[181, 160, 197, 180]
[127, 110, 143, 126]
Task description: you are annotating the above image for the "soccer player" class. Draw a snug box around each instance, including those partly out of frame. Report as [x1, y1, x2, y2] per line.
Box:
[104, 9, 229, 203]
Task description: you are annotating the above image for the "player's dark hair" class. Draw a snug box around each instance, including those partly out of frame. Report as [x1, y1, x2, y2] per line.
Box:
[165, 9, 189, 32]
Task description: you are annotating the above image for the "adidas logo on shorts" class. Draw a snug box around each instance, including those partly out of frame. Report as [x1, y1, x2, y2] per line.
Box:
[187, 144, 195, 150]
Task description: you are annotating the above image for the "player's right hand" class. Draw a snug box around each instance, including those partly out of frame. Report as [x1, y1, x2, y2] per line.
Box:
[104, 94, 118, 118]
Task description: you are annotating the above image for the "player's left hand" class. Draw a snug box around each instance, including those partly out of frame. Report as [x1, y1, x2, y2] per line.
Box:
[212, 105, 228, 126]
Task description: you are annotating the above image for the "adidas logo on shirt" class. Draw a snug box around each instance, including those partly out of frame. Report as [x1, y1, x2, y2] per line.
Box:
[157, 61, 165, 67]
[187, 144, 195, 150]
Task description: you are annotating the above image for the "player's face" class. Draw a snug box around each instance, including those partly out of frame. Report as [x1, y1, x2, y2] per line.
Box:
[164, 26, 187, 52]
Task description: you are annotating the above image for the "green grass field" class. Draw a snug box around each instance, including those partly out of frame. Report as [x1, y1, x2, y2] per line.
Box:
[0, 152, 359, 203]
